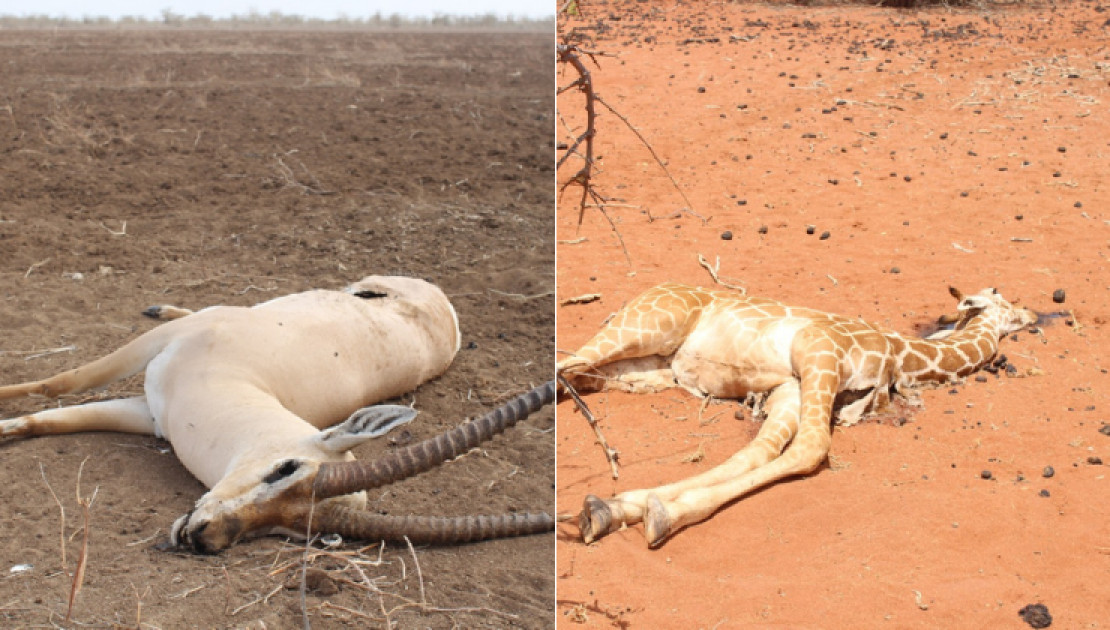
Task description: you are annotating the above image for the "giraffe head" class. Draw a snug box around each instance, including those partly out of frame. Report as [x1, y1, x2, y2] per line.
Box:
[943, 287, 1037, 336]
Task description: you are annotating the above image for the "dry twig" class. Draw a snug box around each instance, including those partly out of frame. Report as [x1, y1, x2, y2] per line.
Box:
[560, 293, 601, 306]
[697, 254, 746, 293]
[65, 457, 98, 624]
[39, 465, 67, 571]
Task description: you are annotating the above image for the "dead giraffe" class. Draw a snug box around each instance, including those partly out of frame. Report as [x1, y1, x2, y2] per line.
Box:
[557, 283, 1037, 547]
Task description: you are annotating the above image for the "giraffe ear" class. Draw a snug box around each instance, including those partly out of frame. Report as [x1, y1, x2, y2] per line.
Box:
[948, 286, 964, 301]
[957, 295, 992, 312]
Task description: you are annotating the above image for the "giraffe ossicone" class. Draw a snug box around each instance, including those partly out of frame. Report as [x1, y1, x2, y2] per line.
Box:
[558, 283, 1036, 547]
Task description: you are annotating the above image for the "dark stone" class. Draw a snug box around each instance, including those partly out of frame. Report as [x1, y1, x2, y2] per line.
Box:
[1018, 603, 1052, 628]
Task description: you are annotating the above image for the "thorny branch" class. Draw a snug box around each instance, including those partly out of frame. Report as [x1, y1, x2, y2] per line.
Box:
[557, 374, 620, 479]
[557, 39, 705, 267]
[557, 42, 634, 265]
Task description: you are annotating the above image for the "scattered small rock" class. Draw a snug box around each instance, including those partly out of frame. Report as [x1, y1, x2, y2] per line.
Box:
[980, 470, 992, 480]
[1087, 456, 1103, 465]
[1042, 466, 1055, 478]
[721, 230, 733, 241]
[758, 225, 768, 234]
[1099, 424, 1110, 437]
[1039, 489, 1051, 497]
[806, 225, 816, 235]
[1052, 289, 1065, 304]
[819, 230, 830, 240]
[1018, 603, 1052, 629]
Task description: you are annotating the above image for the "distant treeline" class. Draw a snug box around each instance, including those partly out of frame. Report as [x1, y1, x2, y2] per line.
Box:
[0, 10, 553, 30]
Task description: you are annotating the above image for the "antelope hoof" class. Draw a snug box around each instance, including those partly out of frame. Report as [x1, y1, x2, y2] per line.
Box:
[644, 494, 672, 548]
[579, 494, 614, 544]
[0, 418, 30, 439]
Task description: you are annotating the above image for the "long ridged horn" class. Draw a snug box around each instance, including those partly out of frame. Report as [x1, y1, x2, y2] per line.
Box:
[313, 380, 555, 499]
[310, 503, 554, 544]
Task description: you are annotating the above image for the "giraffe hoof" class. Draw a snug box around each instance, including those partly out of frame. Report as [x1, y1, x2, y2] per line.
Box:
[579, 494, 613, 544]
[644, 494, 673, 548]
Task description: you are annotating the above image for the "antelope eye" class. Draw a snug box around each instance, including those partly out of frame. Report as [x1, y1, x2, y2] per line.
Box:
[263, 459, 301, 484]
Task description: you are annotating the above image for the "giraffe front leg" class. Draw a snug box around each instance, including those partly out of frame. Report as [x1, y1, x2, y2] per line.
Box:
[579, 380, 802, 544]
[558, 284, 704, 392]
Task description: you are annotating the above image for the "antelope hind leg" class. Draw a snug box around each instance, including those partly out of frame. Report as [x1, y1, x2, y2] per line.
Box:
[580, 380, 802, 544]
[142, 305, 194, 321]
[0, 322, 176, 403]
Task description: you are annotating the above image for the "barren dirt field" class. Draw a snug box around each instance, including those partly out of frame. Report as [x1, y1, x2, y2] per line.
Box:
[557, 1, 1109, 628]
[0, 29, 553, 628]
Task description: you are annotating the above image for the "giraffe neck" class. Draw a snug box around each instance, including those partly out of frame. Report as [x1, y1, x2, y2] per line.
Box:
[892, 313, 1006, 386]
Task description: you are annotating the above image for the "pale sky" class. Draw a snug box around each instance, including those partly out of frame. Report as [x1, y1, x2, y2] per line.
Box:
[2, 1, 552, 20]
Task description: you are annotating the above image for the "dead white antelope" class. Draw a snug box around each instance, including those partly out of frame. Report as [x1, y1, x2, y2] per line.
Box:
[0, 275, 554, 553]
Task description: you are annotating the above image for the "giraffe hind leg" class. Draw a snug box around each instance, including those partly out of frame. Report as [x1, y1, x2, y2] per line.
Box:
[579, 380, 802, 544]
[644, 402, 832, 547]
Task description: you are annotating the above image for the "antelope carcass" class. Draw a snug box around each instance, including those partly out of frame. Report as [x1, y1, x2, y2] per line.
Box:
[0, 275, 554, 553]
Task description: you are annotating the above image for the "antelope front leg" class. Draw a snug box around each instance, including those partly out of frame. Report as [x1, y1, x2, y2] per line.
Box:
[0, 397, 156, 439]
[579, 380, 802, 544]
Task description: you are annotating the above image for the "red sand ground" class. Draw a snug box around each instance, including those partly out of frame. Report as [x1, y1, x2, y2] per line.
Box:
[557, 1, 1110, 628]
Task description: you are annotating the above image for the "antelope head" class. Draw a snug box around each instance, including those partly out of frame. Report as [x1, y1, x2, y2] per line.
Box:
[170, 381, 556, 554]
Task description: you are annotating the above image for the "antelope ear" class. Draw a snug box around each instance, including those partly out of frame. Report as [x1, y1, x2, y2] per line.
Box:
[315, 405, 418, 453]
[957, 295, 992, 312]
[948, 286, 964, 301]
